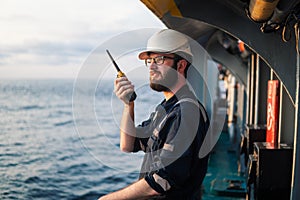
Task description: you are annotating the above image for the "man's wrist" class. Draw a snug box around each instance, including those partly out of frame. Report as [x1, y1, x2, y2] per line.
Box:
[124, 101, 134, 107]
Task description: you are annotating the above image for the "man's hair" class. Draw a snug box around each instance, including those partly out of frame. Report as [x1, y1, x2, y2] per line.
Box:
[174, 54, 191, 78]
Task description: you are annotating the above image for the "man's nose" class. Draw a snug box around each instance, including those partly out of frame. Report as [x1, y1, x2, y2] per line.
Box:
[148, 61, 157, 70]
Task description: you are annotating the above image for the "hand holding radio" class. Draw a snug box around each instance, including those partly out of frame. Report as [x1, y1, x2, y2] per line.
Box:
[106, 50, 137, 102]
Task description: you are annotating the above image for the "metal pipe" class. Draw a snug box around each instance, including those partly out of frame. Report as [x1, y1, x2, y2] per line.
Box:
[278, 82, 283, 144]
[254, 55, 260, 125]
[248, 0, 280, 22]
[249, 54, 256, 125]
[245, 56, 252, 125]
[291, 34, 300, 200]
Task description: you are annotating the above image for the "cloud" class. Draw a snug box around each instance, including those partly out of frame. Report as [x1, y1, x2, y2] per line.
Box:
[0, 40, 92, 67]
[0, 0, 165, 79]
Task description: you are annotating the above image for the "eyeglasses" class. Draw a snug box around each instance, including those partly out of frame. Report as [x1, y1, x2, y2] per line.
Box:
[144, 56, 175, 67]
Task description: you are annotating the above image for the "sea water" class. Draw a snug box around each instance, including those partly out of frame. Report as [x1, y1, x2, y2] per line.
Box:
[0, 79, 163, 200]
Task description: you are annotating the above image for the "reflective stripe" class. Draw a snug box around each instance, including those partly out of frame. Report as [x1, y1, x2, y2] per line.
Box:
[163, 143, 174, 152]
[153, 173, 171, 191]
[153, 128, 159, 137]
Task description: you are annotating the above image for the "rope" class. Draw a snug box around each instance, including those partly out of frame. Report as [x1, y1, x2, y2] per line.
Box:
[282, 13, 295, 42]
[281, 12, 300, 54]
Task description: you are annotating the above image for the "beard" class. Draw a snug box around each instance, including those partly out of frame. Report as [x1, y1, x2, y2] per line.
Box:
[150, 63, 178, 92]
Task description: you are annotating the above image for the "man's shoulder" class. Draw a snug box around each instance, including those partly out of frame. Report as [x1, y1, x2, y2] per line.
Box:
[174, 97, 209, 123]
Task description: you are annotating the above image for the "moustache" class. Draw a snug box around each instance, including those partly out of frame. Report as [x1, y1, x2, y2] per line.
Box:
[150, 70, 160, 76]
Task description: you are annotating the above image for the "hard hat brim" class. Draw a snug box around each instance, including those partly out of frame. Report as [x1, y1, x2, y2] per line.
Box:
[138, 49, 193, 64]
[138, 49, 172, 60]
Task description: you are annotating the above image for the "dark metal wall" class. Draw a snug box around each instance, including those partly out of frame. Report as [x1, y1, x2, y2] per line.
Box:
[166, 0, 298, 102]
[140, 0, 300, 198]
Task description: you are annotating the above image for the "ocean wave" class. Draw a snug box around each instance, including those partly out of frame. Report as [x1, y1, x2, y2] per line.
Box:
[24, 176, 41, 184]
[20, 105, 45, 110]
[0, 152, 23, 158]
[71, 191, 103, 200]
[13, 142, 25, 146]
[101, 175, 126, 184]
[54, 120, 73, 127]
[26, 187, 70, 200]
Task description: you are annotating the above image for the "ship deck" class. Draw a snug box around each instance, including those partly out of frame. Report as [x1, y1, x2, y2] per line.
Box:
[202, 131, 246, 200]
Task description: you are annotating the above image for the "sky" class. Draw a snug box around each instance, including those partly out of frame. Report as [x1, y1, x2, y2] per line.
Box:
[0, 0, 166, 79]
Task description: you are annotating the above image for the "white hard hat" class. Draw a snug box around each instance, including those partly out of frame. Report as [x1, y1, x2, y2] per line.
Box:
[138, 29, 193, 62]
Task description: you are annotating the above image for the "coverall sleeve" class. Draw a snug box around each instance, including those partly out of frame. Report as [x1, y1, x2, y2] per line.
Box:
[132, 115, 154, 152]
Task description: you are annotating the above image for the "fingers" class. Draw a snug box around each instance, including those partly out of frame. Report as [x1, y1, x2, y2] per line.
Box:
[114, 77, 135, 104]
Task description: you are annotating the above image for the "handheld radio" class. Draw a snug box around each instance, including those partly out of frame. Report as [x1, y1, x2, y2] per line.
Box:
[106, 49, 137, 102]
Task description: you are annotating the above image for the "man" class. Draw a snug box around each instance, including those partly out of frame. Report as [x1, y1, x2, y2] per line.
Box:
[99, 29, 210, 200]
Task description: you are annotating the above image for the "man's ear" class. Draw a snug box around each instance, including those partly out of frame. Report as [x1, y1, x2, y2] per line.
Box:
[177, 59, 188, 75]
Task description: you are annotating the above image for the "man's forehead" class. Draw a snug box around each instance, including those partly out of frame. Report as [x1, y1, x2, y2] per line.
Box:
[147, 52, 175, 57]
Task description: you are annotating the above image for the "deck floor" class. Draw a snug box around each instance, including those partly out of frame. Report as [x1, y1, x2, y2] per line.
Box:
[202, 132, 246, 200]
